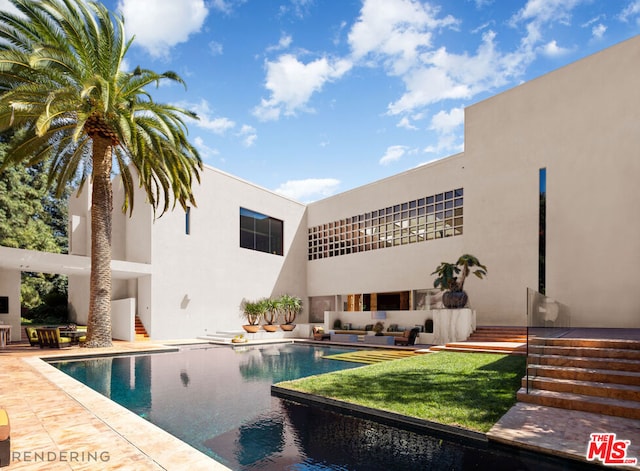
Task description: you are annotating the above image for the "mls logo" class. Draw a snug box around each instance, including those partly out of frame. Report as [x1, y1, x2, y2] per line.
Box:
[586, 433, 638, 465]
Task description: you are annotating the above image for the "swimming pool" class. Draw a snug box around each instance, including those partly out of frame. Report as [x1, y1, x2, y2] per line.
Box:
[51, 343, 596, 470]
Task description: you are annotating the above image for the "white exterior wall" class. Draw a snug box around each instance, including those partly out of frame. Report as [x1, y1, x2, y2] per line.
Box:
[146, 166, 308, 339]
[0, 268, 21, 341]
[306, 155, 466, 297]
[464, 35, 640, 327]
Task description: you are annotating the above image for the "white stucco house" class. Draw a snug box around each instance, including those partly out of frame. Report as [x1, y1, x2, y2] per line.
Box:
[1, 34, 638, 342]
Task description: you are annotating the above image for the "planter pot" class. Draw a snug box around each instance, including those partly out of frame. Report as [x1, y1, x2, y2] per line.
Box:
[442, 291, 468, 309]
[280, 324, 296, 331]
[242, 325, 260, 333]
[263, 324, 278, 332]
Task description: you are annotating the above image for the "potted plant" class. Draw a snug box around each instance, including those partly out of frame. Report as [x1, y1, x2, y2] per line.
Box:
[240, 299, 265, 333]
[279, 294, 302, 331]
[262, 298, 280, 332]
[432, 254, 487, 309]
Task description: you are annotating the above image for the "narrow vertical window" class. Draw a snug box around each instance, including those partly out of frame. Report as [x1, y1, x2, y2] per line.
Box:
[185, 207, 191, 235]
[539, 168, 546, 294]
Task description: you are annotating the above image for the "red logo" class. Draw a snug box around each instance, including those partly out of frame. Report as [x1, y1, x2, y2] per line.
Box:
[586, 433, 637, 465]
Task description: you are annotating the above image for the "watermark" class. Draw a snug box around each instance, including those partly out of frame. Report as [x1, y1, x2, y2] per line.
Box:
[12, 450, 110, 463]
[586, 433, 637, 466]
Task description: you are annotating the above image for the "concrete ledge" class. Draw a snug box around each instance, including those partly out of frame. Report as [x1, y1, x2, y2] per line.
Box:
[362, 335, 395, 345]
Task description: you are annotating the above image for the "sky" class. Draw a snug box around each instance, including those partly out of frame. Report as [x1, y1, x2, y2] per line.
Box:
[2, 0, 640, 203]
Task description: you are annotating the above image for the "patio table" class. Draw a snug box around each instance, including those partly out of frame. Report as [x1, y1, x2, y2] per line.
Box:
[59, 330, 84, 345]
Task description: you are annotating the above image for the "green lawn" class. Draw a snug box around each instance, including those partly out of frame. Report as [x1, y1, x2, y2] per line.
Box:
[277, 351, 526, 433]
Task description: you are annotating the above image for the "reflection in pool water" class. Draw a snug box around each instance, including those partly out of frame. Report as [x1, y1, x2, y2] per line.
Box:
[52, 343, 594, 470]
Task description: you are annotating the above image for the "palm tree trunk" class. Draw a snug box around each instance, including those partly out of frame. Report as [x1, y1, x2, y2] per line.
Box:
[84, 137, 113, 348]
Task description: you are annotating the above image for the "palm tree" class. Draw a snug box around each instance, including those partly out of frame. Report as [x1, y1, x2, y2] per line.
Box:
[0, 0, 202, 347]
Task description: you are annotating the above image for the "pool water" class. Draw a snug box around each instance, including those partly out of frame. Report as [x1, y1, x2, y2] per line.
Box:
[51, 343, 595, 470]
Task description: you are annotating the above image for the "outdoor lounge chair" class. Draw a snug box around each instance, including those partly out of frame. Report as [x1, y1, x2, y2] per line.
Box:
[25, 327, 39, 346]
[394, 327, 420, 346]
[312, 326, 330, 341]
[36, 327, 72, 348]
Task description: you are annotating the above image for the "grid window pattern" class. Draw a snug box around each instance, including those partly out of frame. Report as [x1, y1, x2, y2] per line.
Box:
[308, 188, 463, 260]
[240, 208, 284, 256]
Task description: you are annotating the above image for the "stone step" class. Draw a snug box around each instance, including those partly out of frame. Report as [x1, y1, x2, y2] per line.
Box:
[467, 335, 528, 342]
[528, 344, 640, 361]
[429, 344, 526, 356]
[523, 376, 640, 402]
[517, 387, 640, 420]
[527, 364, 640, 386]
[528, 353, 640, 372]
[529, 337, 640, 350]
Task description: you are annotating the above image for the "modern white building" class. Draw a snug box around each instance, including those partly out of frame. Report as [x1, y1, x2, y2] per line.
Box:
[1, 34, 639, 341]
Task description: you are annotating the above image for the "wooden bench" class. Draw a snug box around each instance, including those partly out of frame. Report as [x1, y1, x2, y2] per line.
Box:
[36, 327, 72, 348]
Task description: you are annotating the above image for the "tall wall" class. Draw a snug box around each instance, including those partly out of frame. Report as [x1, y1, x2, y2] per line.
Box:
[464, 35, 640, 327]
[147, 166, 308, 339]
[306, 154, 466, 299]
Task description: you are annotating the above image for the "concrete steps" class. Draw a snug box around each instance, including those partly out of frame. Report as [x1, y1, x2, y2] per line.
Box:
[134, 316, 150, 341]
[518, 337, 640, 419]
[429, 326, 527, 355]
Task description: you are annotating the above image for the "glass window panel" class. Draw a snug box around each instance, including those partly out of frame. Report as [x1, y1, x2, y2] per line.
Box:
[445, 191, 453, 200]
[409, 200, 417, 208]
[417, 198, 425, 206]
[401, 202, 408, 210]
[427, 205, 434, 213]
[454, 217, 463, 226]
[418, 207, 425, 216]
[455, 188, 463, 197]
[435, 193, 444, 202]
[445, 200, 454, 209]
[454, 198, 463, 207]
[426, 196, 434, 204]
[445, 210, 453, 218]
[436, 203, 444, 211]
[454, 208, 463, 217]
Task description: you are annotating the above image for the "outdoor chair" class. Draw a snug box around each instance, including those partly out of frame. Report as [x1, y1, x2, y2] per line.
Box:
[36, 327, 72, 349]
[312, 326, 330, 341]
[25, 327, 39, 346]
[394, 327, 420, 346]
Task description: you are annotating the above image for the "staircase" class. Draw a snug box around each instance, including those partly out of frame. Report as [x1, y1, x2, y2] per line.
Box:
[135, 316, 150, 341]
[518, 337, 640, 419]
[429, 326, 527, 355]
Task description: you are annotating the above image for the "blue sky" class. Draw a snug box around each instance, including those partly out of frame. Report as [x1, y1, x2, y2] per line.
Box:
[4, 0, 640, 202]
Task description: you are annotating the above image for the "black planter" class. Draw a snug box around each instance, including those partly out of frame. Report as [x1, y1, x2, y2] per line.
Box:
[442, 291, 468, 309]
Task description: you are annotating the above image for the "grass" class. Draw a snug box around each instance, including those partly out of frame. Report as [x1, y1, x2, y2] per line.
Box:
[277, 351, 526, 433]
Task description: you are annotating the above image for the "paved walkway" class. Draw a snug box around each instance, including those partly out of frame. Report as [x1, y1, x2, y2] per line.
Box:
[489, 402, 640, 470]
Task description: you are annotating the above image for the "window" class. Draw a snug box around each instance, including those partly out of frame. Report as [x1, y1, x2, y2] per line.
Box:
[240, 208, 283, 256]
[307, 188, 463, 260]
[185, 207, 191, 235]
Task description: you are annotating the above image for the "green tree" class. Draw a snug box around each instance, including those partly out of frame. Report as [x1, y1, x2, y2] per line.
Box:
[0, 0, 202, 347]
[0, 135, 68, 310]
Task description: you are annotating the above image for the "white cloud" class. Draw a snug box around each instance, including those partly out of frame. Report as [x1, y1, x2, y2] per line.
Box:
[424, 107, 464, 155]
[253, 54, 352, 121]
[118, 0, 209, 58]
[274, 178, 340, 202]
[194, 136, 219, 161]
[619, 1, 640, 24]
[591, 24, 607, 40]
[429, 107, 464, 134]
[510, 0, 584, 51]
[182, 99, 236, 134]
[397, 116, 418, 130]
[267, 34, 293, 52]
[348, 0, 458, 75]
[540, 40, 572, 57]
[238, 125, 257, 147]
[379, 145, 409, 165]
[209, 41, 223, 56]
